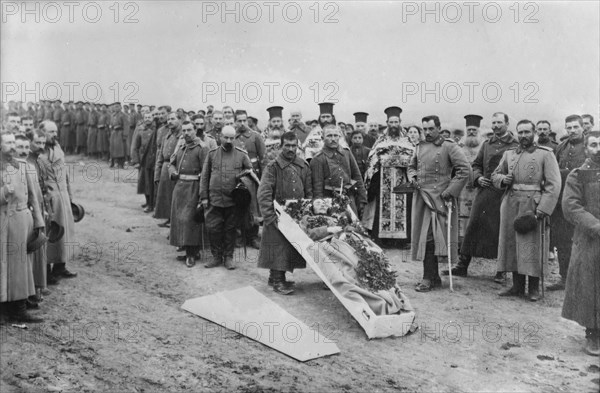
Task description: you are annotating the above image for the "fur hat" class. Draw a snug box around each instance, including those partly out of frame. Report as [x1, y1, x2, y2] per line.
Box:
[513, 211, 538, 234]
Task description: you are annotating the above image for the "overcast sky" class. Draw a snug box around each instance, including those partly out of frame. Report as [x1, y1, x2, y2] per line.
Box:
[2, 0, 598, 133]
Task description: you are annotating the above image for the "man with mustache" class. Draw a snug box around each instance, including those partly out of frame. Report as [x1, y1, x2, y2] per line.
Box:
[200, 126, 253, 270]
[548, 114, 588, 291]
[492, 120, 561, 301]
[310, 123, 367, 218]
[445, 113, 518, 282]
[206, 110, 224, 144]
[535, 120, 558, 152]
[154, 112, 182, 228]
[36, 121, 77, 282]
[287, 110, 309, 145]
[257, 131, 312, 295]
[191, 115, 217, 150]
[0, 131, 45, 323]
[561, 130, 600, 356]
[15, 134, 48, 304]
[168, 121, 209, 268]
[582, 114, 594, 135]
[409, 115, 469, 292]
[131, 112, 157, 213]
[261, 106, 287, 141]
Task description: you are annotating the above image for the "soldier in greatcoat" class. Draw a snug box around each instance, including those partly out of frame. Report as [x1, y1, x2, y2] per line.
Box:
[109, 102, 128, 168]
[257, 131, 312, 295]
[131, 112, 157, 212]
[408, 115, 469, 292]
[561, 131, 600, 356]
[0, 131, 45, 323]
[168, 121, 209, 268]
[154, 112, 182, 226]
[492, 120, 561, 301]
[547, 115, 587, 291]
[445, 113, 518, 282]
[36, 121, 77, 281]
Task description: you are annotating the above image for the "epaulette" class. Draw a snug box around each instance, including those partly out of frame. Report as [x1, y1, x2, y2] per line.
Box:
[206, 134, 215, 140]
[537, 145, 553, 152]
[235, 146, 247, 153]
[209, 147, 219, 153]
[341, 145, 351, 150]
[444, 138, 456, 143]
[312, 151, 323, 158]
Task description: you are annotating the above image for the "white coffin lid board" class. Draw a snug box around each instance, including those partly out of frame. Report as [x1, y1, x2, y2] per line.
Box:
[181, 286, 340, 362]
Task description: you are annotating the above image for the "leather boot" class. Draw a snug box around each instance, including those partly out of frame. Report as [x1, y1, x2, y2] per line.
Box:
[9, 300, 43, 323]
[268, 270, 295, 288]
[271, 271, 294, 295]
[224, 256, 236, 270]
[443, 254, 470, 277]
[499, 272, 525, 297]
[204, 255, 222, 268]
[528, 276, 540, 302]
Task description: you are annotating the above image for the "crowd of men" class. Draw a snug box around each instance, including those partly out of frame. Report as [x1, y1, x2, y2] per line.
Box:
[1, 99, 598, 357]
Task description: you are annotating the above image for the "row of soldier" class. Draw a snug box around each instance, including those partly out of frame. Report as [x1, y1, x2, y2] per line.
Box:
[1, 121, 79, 324]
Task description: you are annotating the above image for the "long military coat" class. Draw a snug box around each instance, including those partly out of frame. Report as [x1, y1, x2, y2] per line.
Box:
[257, 154, 312, 271]
[492, 144, 561, 276]
[168, 138, 208, 246]
[109, 111, 128, 158]
[1, 159, 44, 302]
[408, 136, 469, 262]
[37, 143, 75, 265]
[154, 126, 181, 219]
[561, 159, 600, 329]
[461, 133, 519, 258]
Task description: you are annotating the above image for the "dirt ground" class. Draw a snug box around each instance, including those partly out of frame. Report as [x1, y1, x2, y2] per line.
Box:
[1, 157, 599, 393]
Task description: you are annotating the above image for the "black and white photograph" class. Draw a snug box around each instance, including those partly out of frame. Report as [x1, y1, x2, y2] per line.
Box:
[1, 1, 599, 391]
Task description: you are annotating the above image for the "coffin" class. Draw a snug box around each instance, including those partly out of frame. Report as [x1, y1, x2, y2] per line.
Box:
[274, 201, 416, 339]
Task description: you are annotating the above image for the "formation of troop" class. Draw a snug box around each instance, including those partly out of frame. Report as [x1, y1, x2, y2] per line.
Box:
[1, 98, 598, 357]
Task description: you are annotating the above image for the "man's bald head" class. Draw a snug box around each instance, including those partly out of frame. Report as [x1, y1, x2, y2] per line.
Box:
[221, 125, 236, 138]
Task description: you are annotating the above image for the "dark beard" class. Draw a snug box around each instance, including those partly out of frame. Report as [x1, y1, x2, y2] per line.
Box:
[591, 153, 600, 164]
[464, 136, 480, 148]
[222, 143, 233, 151]
[388, 127, 400, 137]
[537, 134, 550, 144]
[519, 138, 533, 149]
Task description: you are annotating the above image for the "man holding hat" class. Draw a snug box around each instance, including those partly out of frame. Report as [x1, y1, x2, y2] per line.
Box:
[36, 121, 77, 281]
[200, 126, 253, 269]
[445, 113, 518, 280]
[409, 115, 469, 292]
[492, 120, 561, 301]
